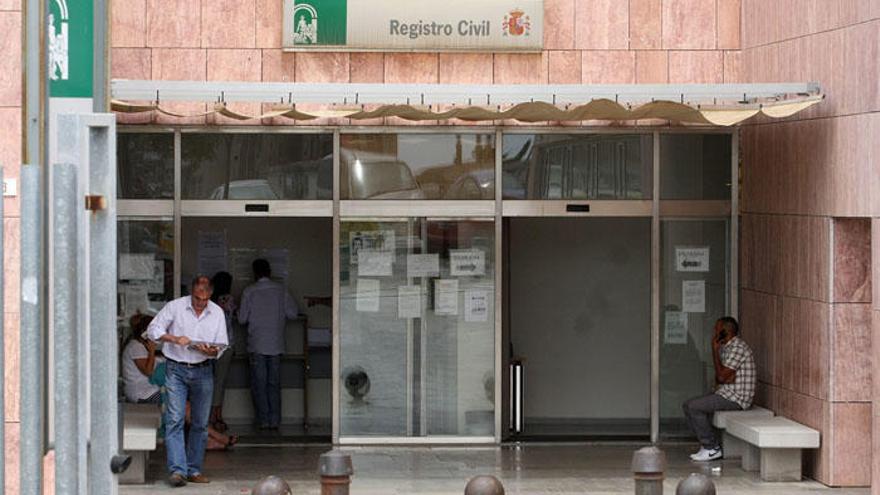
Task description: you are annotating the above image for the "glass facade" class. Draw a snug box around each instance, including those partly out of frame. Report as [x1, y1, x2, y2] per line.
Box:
[117, 128, 733, 443]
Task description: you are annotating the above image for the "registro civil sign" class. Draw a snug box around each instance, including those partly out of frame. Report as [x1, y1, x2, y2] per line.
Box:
[283, 0, 543, 51]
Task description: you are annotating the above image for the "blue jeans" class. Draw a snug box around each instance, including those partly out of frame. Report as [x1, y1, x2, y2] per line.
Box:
[249, 354, 281, 427]
[164, 361, 213, 477]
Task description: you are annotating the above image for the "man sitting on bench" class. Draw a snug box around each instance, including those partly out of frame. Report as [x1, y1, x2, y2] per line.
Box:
[683, 316, 756, 462]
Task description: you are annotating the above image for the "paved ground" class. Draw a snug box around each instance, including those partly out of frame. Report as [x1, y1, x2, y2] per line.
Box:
[120, 443, 870, 494]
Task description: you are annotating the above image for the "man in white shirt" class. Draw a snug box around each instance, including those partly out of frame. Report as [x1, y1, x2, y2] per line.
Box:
[238, 259, 299, 430]
[147, 276, 228, 487]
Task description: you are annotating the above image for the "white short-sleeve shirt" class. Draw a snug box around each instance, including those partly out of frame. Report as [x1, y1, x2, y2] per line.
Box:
[122, 340, 160, 402]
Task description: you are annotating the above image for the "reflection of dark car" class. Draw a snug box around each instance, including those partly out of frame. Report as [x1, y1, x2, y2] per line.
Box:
[210, 179, 280, 200]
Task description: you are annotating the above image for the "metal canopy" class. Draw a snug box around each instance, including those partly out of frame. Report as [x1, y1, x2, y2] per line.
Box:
[111, 80, 821, 105]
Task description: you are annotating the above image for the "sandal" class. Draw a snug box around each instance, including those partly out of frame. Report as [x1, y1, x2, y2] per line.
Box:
[224, 435, 239, 450]
[213, 420, 228, 432]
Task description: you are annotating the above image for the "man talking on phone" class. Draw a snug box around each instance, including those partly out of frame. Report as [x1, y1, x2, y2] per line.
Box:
[147, 275, 228, 487]
[683, 316, 756, 462]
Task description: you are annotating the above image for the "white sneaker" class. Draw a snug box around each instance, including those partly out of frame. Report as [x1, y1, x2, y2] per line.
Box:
[691, 446, 723, 462]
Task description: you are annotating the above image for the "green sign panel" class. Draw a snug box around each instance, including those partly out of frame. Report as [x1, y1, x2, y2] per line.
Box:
[49, 0, 93, 98]
[289, 0, 347, 46]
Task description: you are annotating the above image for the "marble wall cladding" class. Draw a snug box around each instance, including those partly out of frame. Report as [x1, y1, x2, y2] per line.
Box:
[201, 0, 255, 48]
[350, 53, 385, 83]
[4, 422, 18, 494]
[742, 0, 879, 49]
[0, 108, 20, 218]
[574, 0, 629, 49]
[661, 0, 716, 49]
[629, 0, 662, 49]
[875, 220, 880, 311]
[548, 51, 582, 84]
[874, 310, 880, 407]
[723, 50, 742, 82]
[667, 50, 722, 83]
[635, 51, 668, 83]
[151, 48, 207, 80]
[4, 312, 17, 421]
[765, 384, 831, 483]
[831, 303, 872, 402]
[543, 0, 574, 49]
[716, 0, 741, 49]
[0, 0, 19, 10]
[4, 218, 19, 318]
[831, 402, 872, 486]
[111, 48, 151, 80]
[145, 0, 201, 48]
[384, 53, 438, 84]
[739, 289, 778, 384]
[255, 0, 281, 48]
[111, 0, 146, 47]
[494, 54, 548, 84]
[833, 218, 872, 303]
[296, 52, 350, 83]
[780, 296, 830, 399]
[581, 51, 635, 84]
[439, 54, 494, 85]
[261, 50, 295, 82]
[0, 12, 21, 108]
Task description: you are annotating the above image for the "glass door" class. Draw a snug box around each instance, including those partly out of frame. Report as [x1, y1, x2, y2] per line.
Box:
[338, 218, 496, 440]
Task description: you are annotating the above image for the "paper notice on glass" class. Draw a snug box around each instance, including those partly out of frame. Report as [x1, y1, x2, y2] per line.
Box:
[407, 254, 440, 279]
[231, 248, 258, 282]
[664, 311, 688, 345]
[434, 279, 459, 315]
[675, 246, 710, 272]
[119, 253, 154, 280]
[358, 250, 393, 277]
[397, 285, 422, 319]
[450, 249, 486, 277]
[146, 260, 165, 294]
[350, 230, 396, 265]
[197, 231, 228, 276]
[356, 278, 381, 313]
[122, 284, 150, 317]
[682, 280, 706, 313]
[464, 289, 489, 322]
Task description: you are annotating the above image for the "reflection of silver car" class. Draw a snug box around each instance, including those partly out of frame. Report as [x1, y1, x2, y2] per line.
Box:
[340, 150, 426, 199]
[210, 179, 279, 200]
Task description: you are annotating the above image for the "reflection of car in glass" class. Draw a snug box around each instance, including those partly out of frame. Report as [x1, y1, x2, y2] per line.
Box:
[209, 179, 280, 200]
[340, 150, 425, 199]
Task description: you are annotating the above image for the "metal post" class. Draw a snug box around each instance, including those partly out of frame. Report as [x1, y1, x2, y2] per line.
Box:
[52, 162, 80, 494]
[319, 450, 353, 495]
[93, 0, 109, 112]
[632, 446, 666, 495]
[20, 164, 44, 495]
[464, 475, 505, 495]
[675, 473, 716, 495]
[252, 475, 293, 495]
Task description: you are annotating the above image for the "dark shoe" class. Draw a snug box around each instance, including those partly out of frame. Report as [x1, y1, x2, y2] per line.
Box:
[187, 473, 211, 483]
[168, 473, 187, 487]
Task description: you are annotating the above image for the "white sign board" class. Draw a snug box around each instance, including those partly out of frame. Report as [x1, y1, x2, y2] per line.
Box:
[397, 285, 422, 319]
[407, 254, 440, 279]
[450, 249, 486, 277]
[356, 278, 380, 312]
[283, 0, 543, 52]
[675, 247, 710, 272]
[664, 311, 688, 345]
[434, 279, 459, 315]
[464, 289, 489, 322]
[358, 249, 393, 277]
[682, 280, 706, 313]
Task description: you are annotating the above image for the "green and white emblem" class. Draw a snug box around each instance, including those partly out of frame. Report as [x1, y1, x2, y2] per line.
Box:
[284, 0, 347, 47]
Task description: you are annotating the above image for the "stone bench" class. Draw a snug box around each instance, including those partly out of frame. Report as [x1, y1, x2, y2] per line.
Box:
[120, 403, 162, 484]
[711, 406, 774, 459]
[726, 416, 820, 481]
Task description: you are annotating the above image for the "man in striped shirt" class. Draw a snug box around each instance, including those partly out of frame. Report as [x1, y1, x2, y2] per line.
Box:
[683, 316, 756, 462]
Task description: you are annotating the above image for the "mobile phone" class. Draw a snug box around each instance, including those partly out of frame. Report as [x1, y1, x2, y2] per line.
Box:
[716, 329, 728, 343]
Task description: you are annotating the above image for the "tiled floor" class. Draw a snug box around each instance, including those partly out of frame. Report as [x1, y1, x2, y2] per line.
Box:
[120, 443, 870, 494]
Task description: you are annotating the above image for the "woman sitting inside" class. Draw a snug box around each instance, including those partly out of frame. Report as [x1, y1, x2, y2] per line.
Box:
[122, 314, 162, 404]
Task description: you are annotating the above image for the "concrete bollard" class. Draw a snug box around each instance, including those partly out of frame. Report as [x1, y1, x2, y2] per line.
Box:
[464, 475, 505, 495]
[319, 449, 354, 495]
[631, 446, 666, 495]
[252, 475, 292, 495]
[675, 473, 716, 495]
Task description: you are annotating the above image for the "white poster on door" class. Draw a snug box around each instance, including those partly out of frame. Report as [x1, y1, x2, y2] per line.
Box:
[397, 285, 422, 319]
[358, 249, 394, 277]
[450, 249, 485, 277]
[682, 280, 706, 313]
[434, 279, 459, 315]
[407, 254, 440, 279]
[197, 231, 228, 276]
[350, 230, 396, 265]
[664, 311, 688, 345]
[356, 278, 381, 312]
[119, 253, 154, 280]
[464, 289, 489, 322]
[675, 246, 710, 272]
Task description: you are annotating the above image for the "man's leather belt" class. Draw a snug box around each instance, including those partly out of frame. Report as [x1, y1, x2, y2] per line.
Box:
[166, 357, 211, 368]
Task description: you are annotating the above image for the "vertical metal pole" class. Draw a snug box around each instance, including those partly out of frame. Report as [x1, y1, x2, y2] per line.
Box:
[650, 132, 660, 444]
[87, 119, 119, 494]
[52, 162, 80, 494]
[173, 131, 181, 298]
[331, 130, 340, 443]
[493, 129, 502, 442]
[20, 164, 43, 495]
[22, 0, 49, 490]
[730, 130, 739, 318]
[93, 0, 109, 112]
